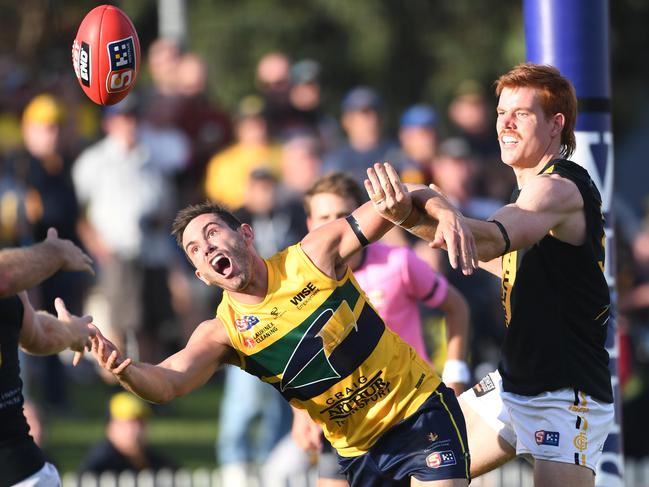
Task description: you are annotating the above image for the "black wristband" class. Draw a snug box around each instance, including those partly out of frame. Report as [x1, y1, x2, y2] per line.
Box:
[489, 219, 511, 255]
[346, 214, 370, 247]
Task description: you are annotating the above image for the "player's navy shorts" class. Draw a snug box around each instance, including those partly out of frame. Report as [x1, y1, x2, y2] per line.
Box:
[336, 382, 470, 486]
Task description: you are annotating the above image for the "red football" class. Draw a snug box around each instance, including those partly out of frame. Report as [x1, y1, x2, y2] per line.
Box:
[72, 5, 140, 105]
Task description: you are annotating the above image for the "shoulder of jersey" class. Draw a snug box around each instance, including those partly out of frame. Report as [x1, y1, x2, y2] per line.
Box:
[72, 4, 141, 106]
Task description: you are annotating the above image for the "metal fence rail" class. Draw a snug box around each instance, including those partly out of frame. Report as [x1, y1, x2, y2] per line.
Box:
[62, 460, 649, 487]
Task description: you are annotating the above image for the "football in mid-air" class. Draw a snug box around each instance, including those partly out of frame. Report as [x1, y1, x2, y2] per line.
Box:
[72, 5, 140, 105]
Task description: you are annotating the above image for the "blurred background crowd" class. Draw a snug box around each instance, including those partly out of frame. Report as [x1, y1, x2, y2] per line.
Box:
[2, 0, 649, 479]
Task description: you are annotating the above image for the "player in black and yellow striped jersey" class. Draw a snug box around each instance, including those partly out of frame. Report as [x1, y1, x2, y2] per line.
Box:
[0, 229, 96, 486]
[370, 64, 614, 487]
[89, 181, 477, 485]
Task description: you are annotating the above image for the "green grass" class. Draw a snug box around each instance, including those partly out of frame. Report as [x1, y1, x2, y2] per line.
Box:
[46, 375, 224, 474]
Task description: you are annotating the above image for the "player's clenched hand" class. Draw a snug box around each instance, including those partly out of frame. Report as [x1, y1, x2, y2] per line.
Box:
[54, 297, 96, 365]
[45, 227, 95, 276]
[426, 184, 478, 275]
[365, 162, 413, 225]
[90, 327, 133, 378]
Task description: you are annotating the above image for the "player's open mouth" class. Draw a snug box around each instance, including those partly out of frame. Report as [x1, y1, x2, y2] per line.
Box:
[211, 254, 232, 277]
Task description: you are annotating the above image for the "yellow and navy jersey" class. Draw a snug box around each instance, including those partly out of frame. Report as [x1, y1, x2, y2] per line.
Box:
[217, 244, 440, 457]
[499, 159, 613, 403]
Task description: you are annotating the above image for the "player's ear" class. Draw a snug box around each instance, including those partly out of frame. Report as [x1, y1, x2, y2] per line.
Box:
[239, 223, 254, 244]
[194, 270, 209, 285]
[551, 112, 565, 137]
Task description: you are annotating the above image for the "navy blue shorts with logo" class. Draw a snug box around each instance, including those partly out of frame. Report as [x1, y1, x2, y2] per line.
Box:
[336, 382, 470, 486]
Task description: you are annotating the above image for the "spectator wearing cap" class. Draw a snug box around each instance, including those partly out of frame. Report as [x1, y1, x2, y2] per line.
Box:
[78, 392, 177, 475]
[72, 96, 179, 364]
[5, 93, 86, 412]
[322, 86, 398, 187]
[204, 95, 282, 210]
[387, 103, 439, 186]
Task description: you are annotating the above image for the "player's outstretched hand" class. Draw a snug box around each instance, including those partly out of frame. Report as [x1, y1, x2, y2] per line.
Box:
[45, 227, 95, 276]
[426, 184, 478, 275]
[54, 297, 95, 366]
[90, 327, 133, 378]
[365, 162, 413, 225]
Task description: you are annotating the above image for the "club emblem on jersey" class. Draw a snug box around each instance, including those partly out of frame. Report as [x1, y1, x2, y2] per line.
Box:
[573, 432, 588, 452]
[235, 315, 260, 332]
[280, 301, 358, 392]
[426, 451, 456, 469]
[535, 430, 560, 446]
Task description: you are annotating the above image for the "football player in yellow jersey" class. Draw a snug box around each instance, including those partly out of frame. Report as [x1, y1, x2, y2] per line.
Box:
[88, 170, 477, 486]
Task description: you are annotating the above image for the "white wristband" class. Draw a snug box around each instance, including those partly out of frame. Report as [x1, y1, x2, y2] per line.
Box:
[441, 359, 471, 384]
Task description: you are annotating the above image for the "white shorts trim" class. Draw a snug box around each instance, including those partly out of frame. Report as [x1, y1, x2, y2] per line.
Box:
[12, 462, 60, 487]
[460, 370, 614, 473]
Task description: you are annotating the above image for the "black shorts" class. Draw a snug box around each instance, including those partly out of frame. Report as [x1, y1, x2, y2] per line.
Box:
[335, 382, 470, 486]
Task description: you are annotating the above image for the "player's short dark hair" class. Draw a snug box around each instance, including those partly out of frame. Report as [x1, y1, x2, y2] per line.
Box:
[303, 172, 365, 216]
[495, 63, 577, 159]
[171, 201, 242, 248]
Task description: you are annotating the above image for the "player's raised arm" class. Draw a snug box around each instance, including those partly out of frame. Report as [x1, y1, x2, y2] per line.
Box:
[365, 162, 478, 274]
[91, 317, 237, 404]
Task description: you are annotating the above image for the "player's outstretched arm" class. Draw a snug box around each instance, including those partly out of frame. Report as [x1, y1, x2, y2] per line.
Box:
[19, 295, 95, 360]
[0, 227, 94, 298]
[450, 174, 584, 263]
[366, 162, 478, 275]
[91, 317, 236, 404]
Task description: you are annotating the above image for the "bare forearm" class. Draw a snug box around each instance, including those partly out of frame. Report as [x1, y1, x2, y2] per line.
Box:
[0, 242, 64, 297]
[22, 311, 74, 355]
[116, 363, 180, 404]
[466, 219, 508, 262]
[444, 306, 469, 362]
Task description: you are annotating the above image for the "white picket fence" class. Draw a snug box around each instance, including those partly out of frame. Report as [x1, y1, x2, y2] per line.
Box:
[61, 460, 649, 487]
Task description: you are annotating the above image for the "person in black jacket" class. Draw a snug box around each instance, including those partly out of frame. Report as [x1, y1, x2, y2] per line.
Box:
[79, 392, 177, 474]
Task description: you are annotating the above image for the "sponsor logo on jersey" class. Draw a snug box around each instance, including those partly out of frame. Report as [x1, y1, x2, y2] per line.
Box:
[319, 372, 391, 427]
[242, 337, 256, 349]
[426, 450, 457, 469]
[535, 430, 560, 446]
[270, 306, 285, 319]
[106, 37, 136, 93]
[250, 321, 278, 344]
[235, 315, 260, 332]
[472, 374, 495, 397]
[290, 282, 319, 309]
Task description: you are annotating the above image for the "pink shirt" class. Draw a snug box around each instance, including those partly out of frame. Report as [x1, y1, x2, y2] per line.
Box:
[353, 243, 448, 363]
